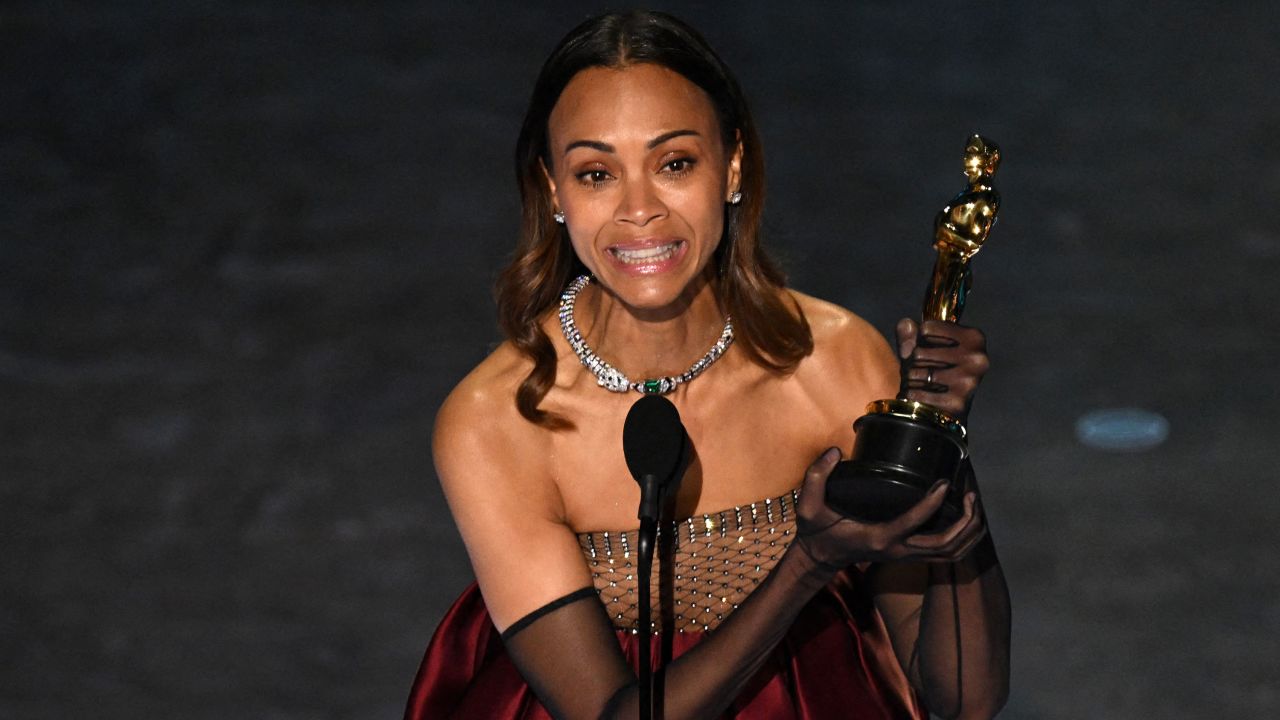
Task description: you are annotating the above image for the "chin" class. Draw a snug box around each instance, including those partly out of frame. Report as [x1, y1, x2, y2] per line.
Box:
[598, 268, 712, 313]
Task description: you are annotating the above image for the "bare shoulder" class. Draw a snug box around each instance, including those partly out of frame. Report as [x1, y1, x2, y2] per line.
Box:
[787, 289, 898, 395]
[432, 341, 595, 628]
[435, 342, 530, 446]
[432, 342, 556, 509]
[789, 291, 887, 348]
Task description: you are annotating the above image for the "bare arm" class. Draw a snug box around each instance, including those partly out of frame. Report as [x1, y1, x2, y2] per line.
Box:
[436, 368, 832, 719]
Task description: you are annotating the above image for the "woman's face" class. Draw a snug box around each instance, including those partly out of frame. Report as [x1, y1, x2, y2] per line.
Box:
[544, 63, 742, 312]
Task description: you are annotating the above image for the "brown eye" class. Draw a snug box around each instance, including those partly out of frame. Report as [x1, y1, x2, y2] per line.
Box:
[663, 157, 697, 174]
[575, 169, 612, 186]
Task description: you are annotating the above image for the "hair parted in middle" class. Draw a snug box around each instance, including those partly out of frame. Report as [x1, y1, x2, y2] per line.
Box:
[496, 10, 813, 427]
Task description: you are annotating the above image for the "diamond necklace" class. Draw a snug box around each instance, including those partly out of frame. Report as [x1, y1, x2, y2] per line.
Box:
[558, 274, 734, 395]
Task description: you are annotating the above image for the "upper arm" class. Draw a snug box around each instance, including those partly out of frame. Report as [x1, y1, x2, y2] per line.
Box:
[433, 376, 594, 632]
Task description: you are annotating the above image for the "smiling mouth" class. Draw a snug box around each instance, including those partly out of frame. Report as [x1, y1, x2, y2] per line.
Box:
[608, 240, 683, 265]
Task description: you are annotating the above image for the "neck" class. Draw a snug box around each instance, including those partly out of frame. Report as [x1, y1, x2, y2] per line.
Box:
[577, 274, 727, 380]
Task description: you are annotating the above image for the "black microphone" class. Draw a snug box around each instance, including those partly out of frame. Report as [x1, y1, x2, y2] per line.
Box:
[623, 394, 687, 522]
[622, 394, 686, 720]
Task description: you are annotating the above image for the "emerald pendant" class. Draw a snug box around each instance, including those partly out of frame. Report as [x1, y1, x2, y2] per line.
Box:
[643, 379, 662, 394]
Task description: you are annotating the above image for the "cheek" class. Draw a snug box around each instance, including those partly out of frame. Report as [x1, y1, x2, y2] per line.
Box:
[702, 224, 725, 266]
[686, 192, 726, 252]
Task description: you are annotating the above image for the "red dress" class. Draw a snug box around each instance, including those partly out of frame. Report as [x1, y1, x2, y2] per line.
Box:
[406, 492, 924, 719]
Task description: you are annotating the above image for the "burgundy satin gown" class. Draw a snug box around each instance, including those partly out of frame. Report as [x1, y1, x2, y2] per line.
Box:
[405, 569, 925, 719]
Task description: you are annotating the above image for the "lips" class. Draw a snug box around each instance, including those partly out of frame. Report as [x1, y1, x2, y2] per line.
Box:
[602, 237, 688, 276]
[608, 240, 683, 265]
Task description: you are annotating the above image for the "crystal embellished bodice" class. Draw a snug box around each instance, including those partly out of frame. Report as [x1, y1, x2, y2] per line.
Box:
[577, 489, 800, 634]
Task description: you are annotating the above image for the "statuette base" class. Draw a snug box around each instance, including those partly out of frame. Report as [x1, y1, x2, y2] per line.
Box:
[825, 409, 968, 533]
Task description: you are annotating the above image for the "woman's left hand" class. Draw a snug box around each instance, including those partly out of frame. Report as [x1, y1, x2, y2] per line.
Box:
[895, 318, 989, 422]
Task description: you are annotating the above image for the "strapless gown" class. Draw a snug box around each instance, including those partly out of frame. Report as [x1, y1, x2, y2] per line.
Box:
[405, 491, 924, 719]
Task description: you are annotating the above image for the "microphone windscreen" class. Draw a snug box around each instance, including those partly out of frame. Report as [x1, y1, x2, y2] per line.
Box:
[622, 395, 686, 489]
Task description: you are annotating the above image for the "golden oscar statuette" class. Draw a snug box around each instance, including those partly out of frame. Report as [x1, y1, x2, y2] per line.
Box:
[825, 135, 1001, 531]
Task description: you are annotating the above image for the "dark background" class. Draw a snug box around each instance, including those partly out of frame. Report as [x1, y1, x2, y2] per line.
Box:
[5, 1, 1279, 718]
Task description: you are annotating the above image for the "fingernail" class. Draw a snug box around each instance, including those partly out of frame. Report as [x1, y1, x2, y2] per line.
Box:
[824, 447, 842, 462]
[930, 480, 949, 493]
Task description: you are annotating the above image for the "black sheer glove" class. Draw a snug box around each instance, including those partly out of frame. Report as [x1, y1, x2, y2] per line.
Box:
[500, 588, 633, 719]
[501, 536, 834, 719]
[501, 453, 977, 719]
[794, 449, 987, 572]
[896, 318, 989, 422]
[807, 454, 1009, 718]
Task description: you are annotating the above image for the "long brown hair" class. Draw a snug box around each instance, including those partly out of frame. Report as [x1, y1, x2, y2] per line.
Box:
[496, 11, 812, 427]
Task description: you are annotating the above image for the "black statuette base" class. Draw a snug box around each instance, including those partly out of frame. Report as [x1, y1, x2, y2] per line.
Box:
[825, 412, 968, 534]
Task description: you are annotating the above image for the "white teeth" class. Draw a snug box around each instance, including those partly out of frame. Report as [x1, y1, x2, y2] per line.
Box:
[611, 242, 680, 264]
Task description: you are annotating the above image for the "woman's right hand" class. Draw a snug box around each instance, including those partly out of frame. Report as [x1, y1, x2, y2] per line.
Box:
[792, 448, 987, 572]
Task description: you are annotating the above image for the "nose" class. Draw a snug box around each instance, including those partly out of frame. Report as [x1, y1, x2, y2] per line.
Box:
[613, 175, 667, 227]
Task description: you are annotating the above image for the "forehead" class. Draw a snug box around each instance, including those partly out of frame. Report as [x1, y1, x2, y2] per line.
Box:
[548, 63, 720, 148]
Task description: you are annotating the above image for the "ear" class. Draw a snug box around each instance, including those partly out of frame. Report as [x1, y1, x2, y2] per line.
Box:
[539, 158, 560, 212]
[726, 132, 744, 199]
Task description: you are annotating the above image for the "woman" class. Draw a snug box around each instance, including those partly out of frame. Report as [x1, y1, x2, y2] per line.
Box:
[408, 11, 1010, 719]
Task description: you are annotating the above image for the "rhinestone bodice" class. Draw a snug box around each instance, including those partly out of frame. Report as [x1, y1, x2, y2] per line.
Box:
[577, 489, 800, 634]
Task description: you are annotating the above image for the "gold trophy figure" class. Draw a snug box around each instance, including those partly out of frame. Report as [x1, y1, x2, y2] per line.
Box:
[825, 135, 1001, 529]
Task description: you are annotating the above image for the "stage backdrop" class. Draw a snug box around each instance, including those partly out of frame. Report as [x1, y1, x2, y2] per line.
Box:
[3, 1, 1277, 718]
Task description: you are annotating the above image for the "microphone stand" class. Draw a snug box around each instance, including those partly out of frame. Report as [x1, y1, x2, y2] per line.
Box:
[636, 474, 661, 720]
[623, 394, 688, 720]
[656, 497, 677, 719]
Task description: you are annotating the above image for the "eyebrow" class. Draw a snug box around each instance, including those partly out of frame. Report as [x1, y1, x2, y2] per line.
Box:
[562, 129, 702, 156]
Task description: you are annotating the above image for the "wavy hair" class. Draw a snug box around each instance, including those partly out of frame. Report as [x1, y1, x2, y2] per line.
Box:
[496, 10, 813, 427]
